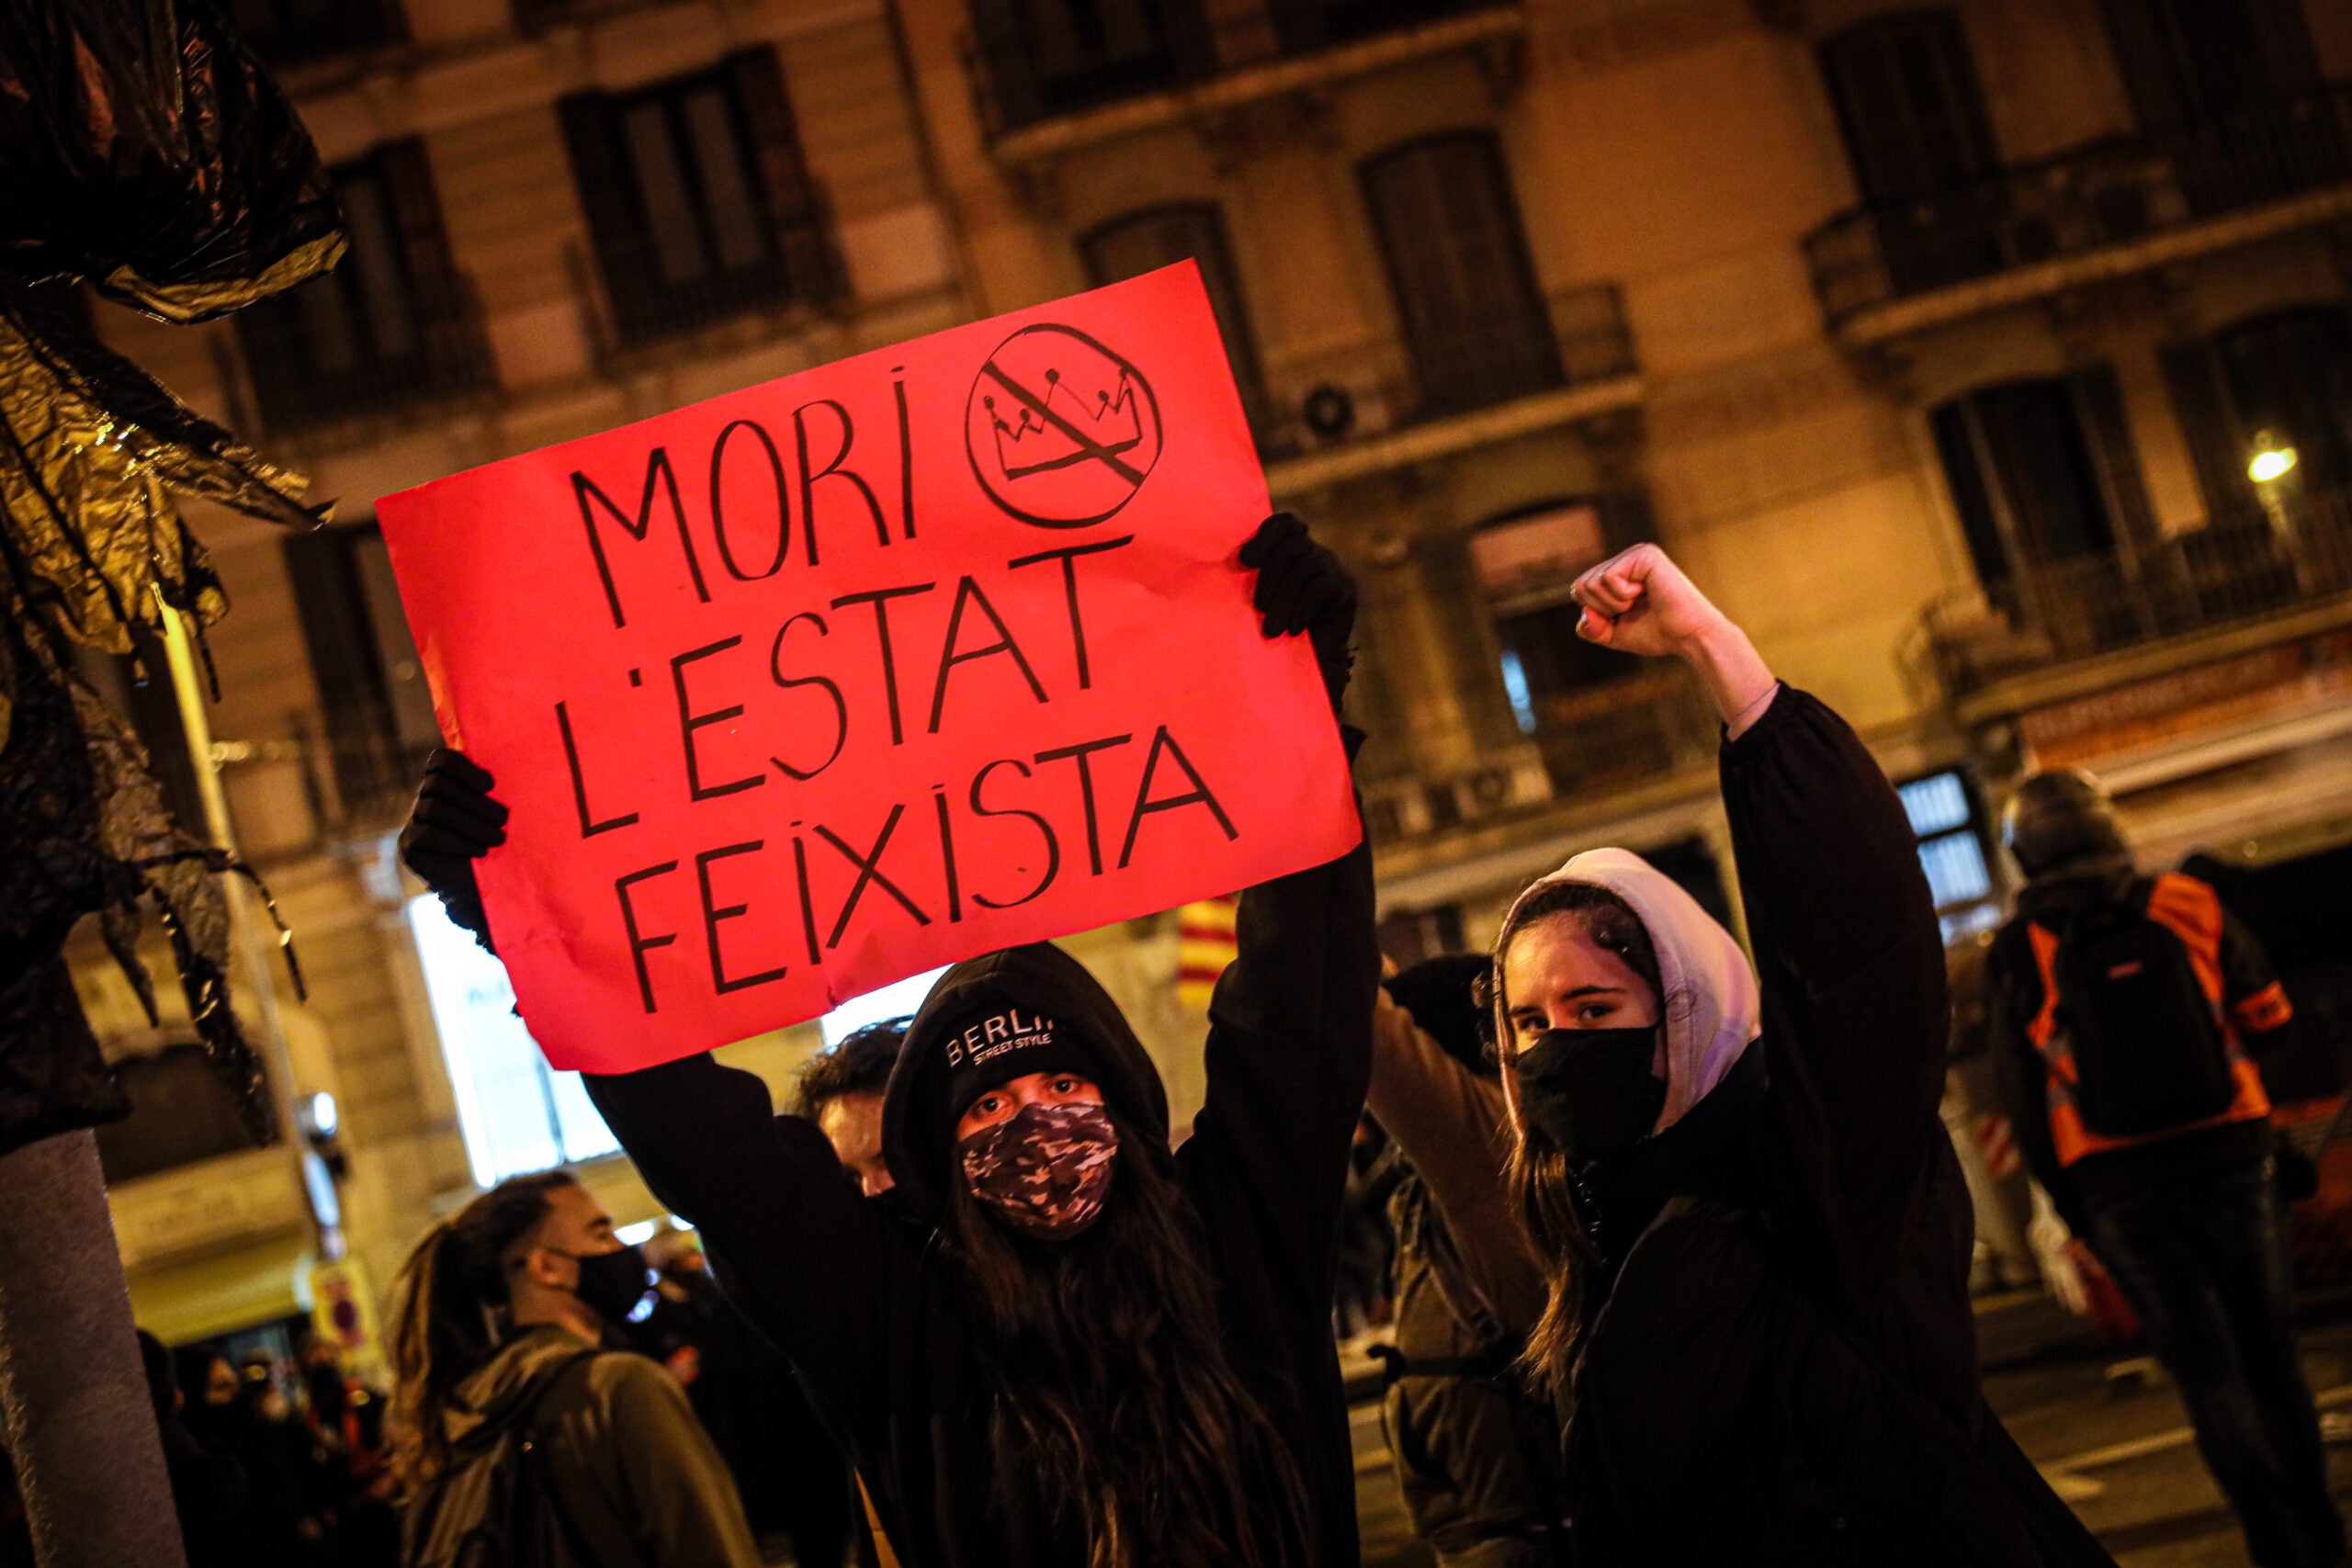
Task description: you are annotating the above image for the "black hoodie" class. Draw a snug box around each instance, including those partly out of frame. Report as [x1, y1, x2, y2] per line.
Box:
[582, 826, 1376, 1568]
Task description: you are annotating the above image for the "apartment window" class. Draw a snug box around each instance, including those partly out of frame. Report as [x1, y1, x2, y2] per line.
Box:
[410, 896, 619, 1188]
[1362, 132, 1561, 418]
[2165, 307, 2352, 515]
[1930, 367, 2152, 604]
[236, 142, 487, 434]
[1083, 205, 1272, 443]
[2099, 0, 2344, 212]
[227, 0, 405, 64]
[1897, 769, 2001, 944]
[284, 522, 441, 827]
[966, 0, 1212, 130]
[1469, 501, 1640, 735]
[560, 51, 837, 347]
[1818, 12, 2004, 292]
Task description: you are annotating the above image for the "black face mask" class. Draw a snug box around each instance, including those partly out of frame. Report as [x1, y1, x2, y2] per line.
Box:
[561, 1244, 651, 1325]
[1513, 1026, 1667, 1163]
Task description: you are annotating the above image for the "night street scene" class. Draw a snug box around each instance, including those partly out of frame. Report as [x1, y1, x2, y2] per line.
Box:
[4, 1, 2352, 1565]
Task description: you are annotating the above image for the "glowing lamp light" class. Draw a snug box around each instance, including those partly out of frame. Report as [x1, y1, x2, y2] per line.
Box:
[2248, 436, 2298, 485]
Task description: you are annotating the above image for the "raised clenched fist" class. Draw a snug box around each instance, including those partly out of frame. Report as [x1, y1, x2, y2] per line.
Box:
[1569, 543, 1730, 660]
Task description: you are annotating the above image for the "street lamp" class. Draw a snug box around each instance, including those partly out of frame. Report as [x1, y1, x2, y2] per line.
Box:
[2248, 433, 2299, 486]
[2247, 430, 2305, 589]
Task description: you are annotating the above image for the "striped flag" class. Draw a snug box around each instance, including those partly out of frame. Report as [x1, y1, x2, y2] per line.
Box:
[1976, 1112, 2021, 1179]
[1177, 897, 1238, 1009]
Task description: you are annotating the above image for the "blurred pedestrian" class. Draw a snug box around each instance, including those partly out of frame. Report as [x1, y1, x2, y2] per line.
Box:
[1989, 770, 2340, 1568]
[1483, 546, 2110, 1562]
[300, 1336, 399, 1567]
[1367, 955, 1563, 1567]
[796, 1021, 910, 1199]
[390, 1171, 760, 1567]
[401, 513, 1374, 1568]
[136, 1328, 250, 1568]
[1333, 1112, 1403, 1337]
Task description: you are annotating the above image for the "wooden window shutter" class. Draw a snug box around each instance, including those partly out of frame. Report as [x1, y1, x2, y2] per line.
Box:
[560, 89, 657, 340]
[283, 527, 396, 809]
[2159, 340, 2253, 522]
[2068, 363, 2158, 551]
[727, 47, 838, 305]
[376, 139, 479, 386]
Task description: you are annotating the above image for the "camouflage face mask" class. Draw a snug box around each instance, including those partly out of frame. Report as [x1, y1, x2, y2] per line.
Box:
[958, 1101, 1119, 1240]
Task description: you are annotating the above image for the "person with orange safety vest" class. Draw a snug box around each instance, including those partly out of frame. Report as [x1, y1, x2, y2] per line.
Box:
[1987, 769, 2340, 1568]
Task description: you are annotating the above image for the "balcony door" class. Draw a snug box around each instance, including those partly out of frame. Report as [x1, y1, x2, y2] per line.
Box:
[234, 141, 484, 434]
[2098, 0, 2342, 212]
[2165, 307, 2352, 515]
[1931, 369, 2154, 643]
[966, 0, 1215, 130]
[1818, 12, 2005, 294]
[1082, 205, 1272, 444]
[1362, 131, 1560, 418]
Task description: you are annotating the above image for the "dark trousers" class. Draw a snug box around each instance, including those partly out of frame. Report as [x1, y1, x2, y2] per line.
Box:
[2086, 1161, 2343, 1568]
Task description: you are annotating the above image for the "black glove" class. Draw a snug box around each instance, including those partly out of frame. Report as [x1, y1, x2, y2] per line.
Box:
[1240, 513, 1356, 715]
[397, 749, 507, 953]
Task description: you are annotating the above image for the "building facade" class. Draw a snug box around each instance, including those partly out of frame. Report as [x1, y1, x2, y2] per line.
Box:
[74, 0, 2352, 1348]
[74, 0, 981, 1356]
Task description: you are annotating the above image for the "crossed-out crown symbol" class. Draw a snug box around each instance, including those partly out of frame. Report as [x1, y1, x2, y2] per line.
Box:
[986, 367, 1146, 480]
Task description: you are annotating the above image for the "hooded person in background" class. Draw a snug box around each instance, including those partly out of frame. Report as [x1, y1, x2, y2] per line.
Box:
[1987, 772, 2337, 1568]
[1389, 543, 2111, 1564]
[389, 1171, 761, 1568]
[399, 513, 1375, 1568]
[1370, 956, 1563, 1568]
[137, 1329, 249, 1568]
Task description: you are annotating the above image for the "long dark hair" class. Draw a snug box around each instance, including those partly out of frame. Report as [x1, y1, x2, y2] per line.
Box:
[945, 1104, 1316, 1568]
[1490, 882, 1666, 1399]
[388, 1170, 577, 1487]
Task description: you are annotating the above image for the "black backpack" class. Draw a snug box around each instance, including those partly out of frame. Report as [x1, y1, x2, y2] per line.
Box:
[2041, 886, 2235, 1139]
[403, 1350, 614, 1568]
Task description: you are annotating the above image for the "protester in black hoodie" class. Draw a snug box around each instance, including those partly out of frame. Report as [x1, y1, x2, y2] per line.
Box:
[1417, 543, 2113, 1564]
[400, 513, 1375, 1568]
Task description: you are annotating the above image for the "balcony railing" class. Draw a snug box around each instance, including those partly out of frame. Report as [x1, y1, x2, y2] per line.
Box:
[964, 0, 1511, 139]
[1361, 666, 1713, 845]
[1917, 490, 2352, 698]
[1806, 82, 2352, 326]
[1260, 282, 1634, 460]
[571, 207, 846, 358]
[1529, 666, 1719, 799]
[237, 273, 497, 438]
[227, 0, 406, 66]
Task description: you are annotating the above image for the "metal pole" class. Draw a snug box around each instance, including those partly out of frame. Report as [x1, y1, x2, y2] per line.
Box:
[152, 592, 334, 1255]
[0, 1122, 188, 1568]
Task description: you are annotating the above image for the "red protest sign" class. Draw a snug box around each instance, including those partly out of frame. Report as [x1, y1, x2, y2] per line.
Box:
[378, 263, 1360, 1074]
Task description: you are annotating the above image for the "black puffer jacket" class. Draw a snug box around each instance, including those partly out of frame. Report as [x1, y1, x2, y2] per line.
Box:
[1553, 689, 2113, 1565]
[582, 829, 1376, 1568]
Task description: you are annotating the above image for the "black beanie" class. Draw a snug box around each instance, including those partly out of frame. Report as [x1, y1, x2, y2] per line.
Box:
[933, 1004, 1110, 1145]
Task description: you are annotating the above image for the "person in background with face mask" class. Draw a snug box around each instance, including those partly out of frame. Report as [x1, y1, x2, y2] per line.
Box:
[1474, 544, 2114, 1564]
[399, 513, 1373, 1568]
[388, 1171, 761, 1567]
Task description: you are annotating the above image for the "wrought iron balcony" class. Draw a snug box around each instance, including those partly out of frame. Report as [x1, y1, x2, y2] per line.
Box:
[235, 271, 496, 438]
[1360, 666, 1714, 847]
[1806, 83, 2352, 329]
[1917, 489, 2352, 700]
[1261, 283, 1636, 485]
[963, 0, 1514, 140]
[227, 0, 406, 66]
